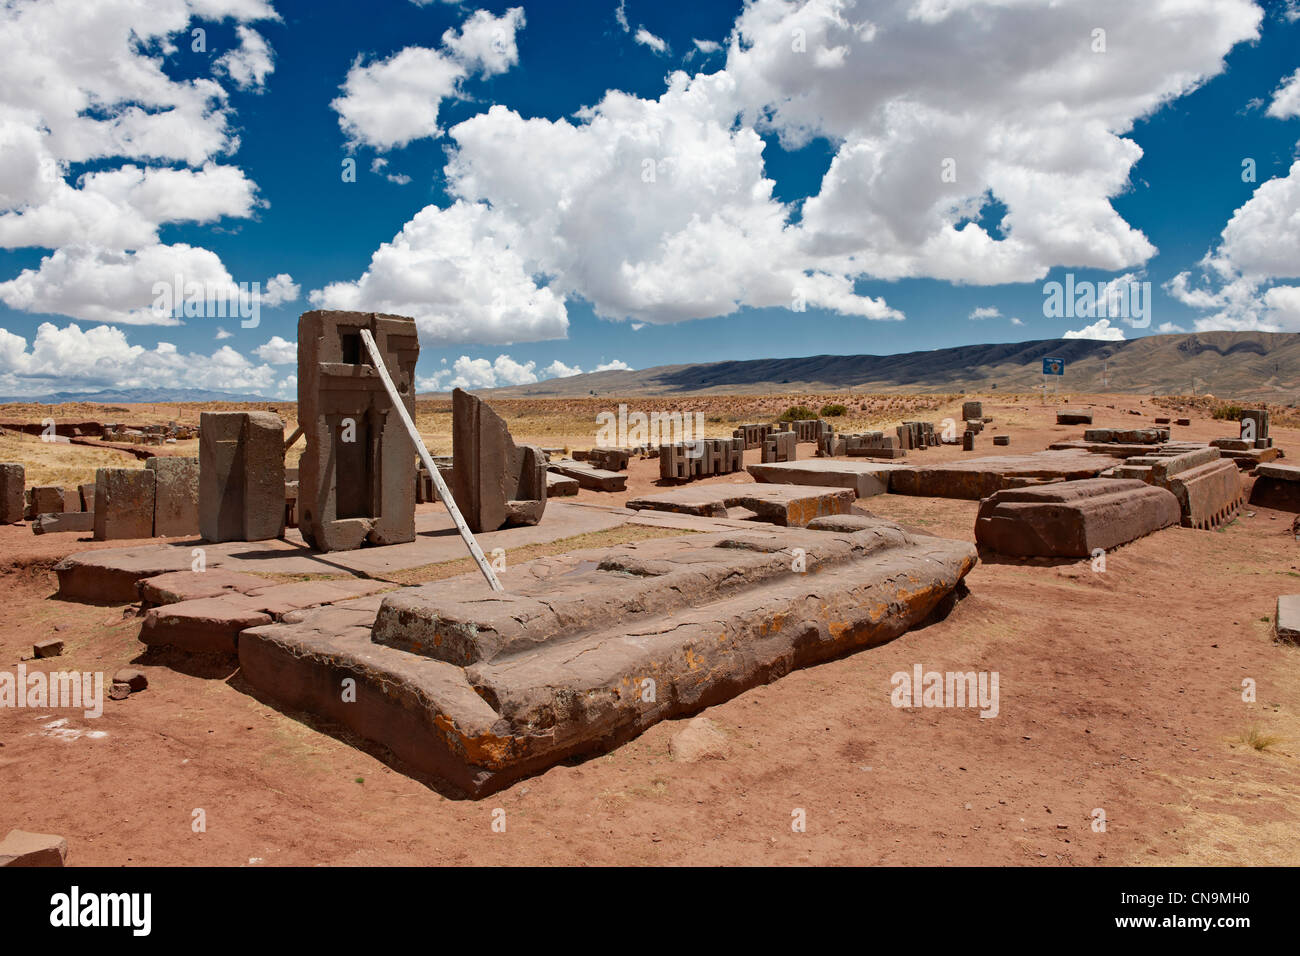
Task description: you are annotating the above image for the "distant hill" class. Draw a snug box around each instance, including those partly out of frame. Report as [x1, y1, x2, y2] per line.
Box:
[0, 386, 279, 405]
[480, 331, 1300, 402]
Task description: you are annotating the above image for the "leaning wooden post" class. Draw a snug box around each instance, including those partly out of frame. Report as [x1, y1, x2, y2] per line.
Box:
[358, 328, 503, 592]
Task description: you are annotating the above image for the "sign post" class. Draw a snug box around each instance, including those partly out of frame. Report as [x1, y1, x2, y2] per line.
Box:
[1042, 357, 1065, 400]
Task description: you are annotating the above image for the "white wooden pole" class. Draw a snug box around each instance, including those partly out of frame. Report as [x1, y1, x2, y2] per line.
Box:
[358, 328, 503, 592]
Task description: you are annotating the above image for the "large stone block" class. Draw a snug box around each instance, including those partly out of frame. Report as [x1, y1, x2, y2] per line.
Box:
[33, 512, 94, 535]
[146, 456, 199, 537]
[1165, 458, 1243, 530]
[889, 450, 1118, 500]
[93, 468, 155, 541]
[747, 459, 906, 498]
[626, 482, 855, 526]
[975, 478, 1180, 557]
[241, 519, 977, 796]
[298, 310, 419, 552]
[1249, 462, 1300, 512]
[199, 411, 286, 543]
[31, 485, 66, 515]
[0, 463, 22, 523]
[1056, 408, 1093, 425]
[451, 388, 547, 533]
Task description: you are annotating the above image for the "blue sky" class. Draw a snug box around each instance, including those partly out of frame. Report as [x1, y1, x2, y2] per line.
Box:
[1, 0, 1298, 397]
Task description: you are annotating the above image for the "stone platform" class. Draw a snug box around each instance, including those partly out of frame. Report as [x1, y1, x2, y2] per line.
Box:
[888, 450, 1119, 500]
[974, 478, 1180, 557]
[746, 459, 908, 498]
[53, 502, 632, 603]
[626, 482, 855, 526]
[237, 519, 977, 796]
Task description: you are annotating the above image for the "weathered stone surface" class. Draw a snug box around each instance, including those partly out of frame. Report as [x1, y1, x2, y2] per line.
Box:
[545, 471, 579, 496]
[548, 460, 626, 492]
[146, 456, 198, 537]
[1056, 409, 1093, 425]
[975, 478, 1180, 557]
[0, 462, 23, 523]
[200, 411, 285, 542]
[626, 482, 855, 526]
[1250, 463, 1300, 512]
[890, 450, 1118, 500]
[31, 485, 67, 515]
[0, 830, 67, 867]
[1276, 594, 1300, 645]
[93, 468, 155, 541]
[962, 401, 983, 421]
[451, 388, 547, 533]
[244, 520, 976, 796]
[298, 310, 419, 552]
[1086, 427, 1169, 444]
[1164, 458, 1244, 529]
[962, 431, 975, 451]
[78, 482, 95, 512]
[992, 435, 1010, 446]
[141, 578, 389, 655]
[746, 459, 905, 498]
[137, 568, 271, 607]
[32, 511, 94, 534]
[33, 638, 63, 658]
[56, 547, 226, 604]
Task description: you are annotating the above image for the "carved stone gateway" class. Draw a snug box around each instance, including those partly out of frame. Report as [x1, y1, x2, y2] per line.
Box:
[297, 310, 420, 553]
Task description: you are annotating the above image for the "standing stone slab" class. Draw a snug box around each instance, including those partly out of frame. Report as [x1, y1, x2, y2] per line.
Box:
[0, 463, 22, 523]
[199, 411, 286, 543]
[1276, 595, 1300, 645]
[93, 468, 156, 541]
[147, 456, 199, 537]
[452, 388, 547, 533]
[298, 310, 419, 552]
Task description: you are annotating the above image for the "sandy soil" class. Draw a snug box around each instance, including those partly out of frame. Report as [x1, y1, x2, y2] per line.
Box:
[2, 393, 1298, 866]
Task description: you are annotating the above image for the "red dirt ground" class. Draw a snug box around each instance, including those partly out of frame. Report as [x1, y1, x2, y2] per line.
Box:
[2, 395, 1298, 865]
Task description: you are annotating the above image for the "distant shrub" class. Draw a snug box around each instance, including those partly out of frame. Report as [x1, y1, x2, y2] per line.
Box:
[819, 403, 848, 417]
[1211, 403, 1245, 421]
[780, 405, 817, 421]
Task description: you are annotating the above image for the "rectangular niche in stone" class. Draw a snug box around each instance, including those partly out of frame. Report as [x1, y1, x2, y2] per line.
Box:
[297, 310, 420, 553]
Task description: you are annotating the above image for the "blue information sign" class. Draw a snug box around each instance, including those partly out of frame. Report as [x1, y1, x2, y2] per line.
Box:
[1042, 357, 1065, 376]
